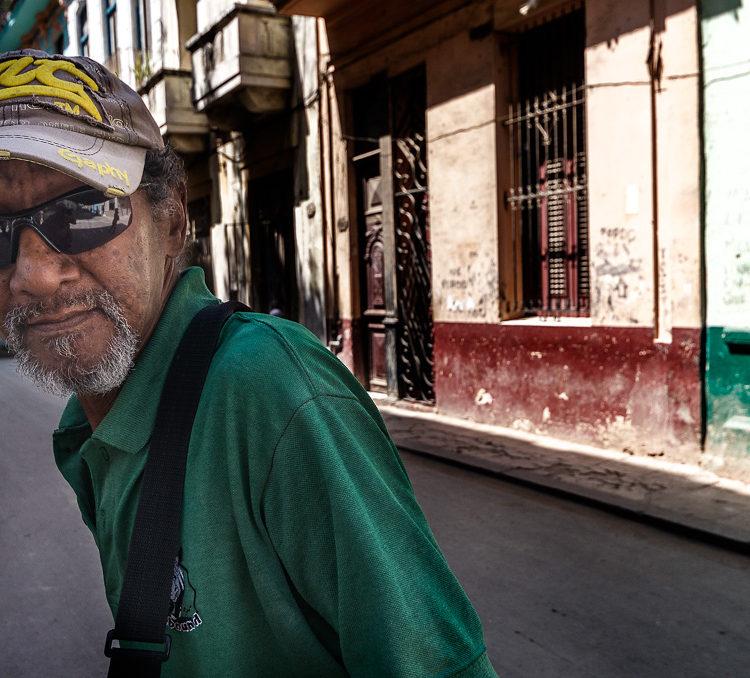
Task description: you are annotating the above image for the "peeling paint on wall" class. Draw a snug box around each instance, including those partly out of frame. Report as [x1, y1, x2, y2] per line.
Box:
[474, 388, 493, 405]
[434, 323, 701, 462]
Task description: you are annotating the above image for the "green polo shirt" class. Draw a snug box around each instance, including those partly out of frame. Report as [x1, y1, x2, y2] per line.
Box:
[53, 267, 497, 677]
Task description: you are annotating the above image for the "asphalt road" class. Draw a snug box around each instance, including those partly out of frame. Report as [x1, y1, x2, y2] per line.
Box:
[0, 356, 110, 677]
[1, 356, 749, 677]
[407, 452, 750, 677]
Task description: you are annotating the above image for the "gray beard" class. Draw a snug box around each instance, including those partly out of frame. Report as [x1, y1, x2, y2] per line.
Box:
[3, 291, 139, 397]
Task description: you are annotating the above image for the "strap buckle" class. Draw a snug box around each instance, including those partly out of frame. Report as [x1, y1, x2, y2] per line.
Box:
[104, 629, 172, 662]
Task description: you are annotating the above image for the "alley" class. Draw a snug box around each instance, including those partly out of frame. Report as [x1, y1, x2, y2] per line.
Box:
[1, 357, 749, 677]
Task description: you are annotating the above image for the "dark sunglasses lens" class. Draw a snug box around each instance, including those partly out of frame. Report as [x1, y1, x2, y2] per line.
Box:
[40, 193, 133, 255]
[0, 218, 12, 268]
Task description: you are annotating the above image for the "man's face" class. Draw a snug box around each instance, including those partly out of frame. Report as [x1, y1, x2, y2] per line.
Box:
[0, 160, 178, 395]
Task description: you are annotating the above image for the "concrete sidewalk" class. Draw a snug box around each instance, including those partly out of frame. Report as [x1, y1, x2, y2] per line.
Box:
[375, 399, 750, 552]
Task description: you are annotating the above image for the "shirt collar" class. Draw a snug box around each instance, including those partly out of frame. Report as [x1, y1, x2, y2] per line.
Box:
[54, 267, 218, 454]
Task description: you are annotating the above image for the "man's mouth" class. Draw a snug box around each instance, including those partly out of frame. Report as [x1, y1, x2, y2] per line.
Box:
[24, 309, 97, 336]
[3, 293, 106, 352]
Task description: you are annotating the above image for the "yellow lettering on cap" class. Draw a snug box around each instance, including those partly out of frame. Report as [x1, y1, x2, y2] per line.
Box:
[0, 57, 101, 121]
[110, 167, 130, 187]
[0, 150, 10, 157]
[58, 147, 83, 168]
[54, 101, 81, 116]
[58, 147, 130, 187]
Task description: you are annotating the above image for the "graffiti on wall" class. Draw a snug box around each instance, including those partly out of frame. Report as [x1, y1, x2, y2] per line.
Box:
[720, 236, 750, 310]
[438, 250, 499, 319]
[593, 226, 646, 323]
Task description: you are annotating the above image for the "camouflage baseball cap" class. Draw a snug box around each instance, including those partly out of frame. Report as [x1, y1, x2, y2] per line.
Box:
[0, 49, 163, 196]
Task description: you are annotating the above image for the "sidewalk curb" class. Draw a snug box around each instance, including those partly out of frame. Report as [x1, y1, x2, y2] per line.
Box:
[375, 400, 750, 554]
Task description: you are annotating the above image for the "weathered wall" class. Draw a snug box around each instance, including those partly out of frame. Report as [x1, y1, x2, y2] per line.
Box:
[211, 133, 248, 302]
[435, 323, 701, 459]
[702, 0, 750, 479]
[427, 26, 500, 325]
[321, 0, 705, 464]
[291, 16, 326, 340]
[318, 21, 356, 368]
[657, 3, 701, 333]
[586, 0, 656, 327]
[585, 0, 700, 332]
[428, 0, 703, 458]
[326, 0, 495, 372]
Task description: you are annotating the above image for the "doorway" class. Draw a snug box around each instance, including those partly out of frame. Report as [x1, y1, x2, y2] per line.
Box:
[248, 169, 298, 320]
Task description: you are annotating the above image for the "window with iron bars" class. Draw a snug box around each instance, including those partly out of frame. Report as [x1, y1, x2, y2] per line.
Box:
[504, 9, 589, 316]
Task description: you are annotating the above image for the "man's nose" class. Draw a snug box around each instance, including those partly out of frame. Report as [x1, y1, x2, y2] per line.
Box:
[9, 226, 80, 299]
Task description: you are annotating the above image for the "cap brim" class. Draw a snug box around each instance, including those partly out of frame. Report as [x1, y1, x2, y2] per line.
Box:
[0, 125, 145, 196]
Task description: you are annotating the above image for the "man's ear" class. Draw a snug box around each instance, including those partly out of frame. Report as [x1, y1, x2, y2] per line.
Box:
[164, 183, 188, 258]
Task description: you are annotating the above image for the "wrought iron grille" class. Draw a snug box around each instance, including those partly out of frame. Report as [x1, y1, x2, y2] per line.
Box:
[390, 66, 435, 404]
[394, 132, 435, 403]
[505, 84, 589, 315]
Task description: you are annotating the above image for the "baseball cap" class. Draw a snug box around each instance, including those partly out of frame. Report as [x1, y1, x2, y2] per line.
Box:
[0, 49, 163, 197]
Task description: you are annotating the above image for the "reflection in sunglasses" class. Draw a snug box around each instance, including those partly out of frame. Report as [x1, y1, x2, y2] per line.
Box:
[0, 188, 134, 268]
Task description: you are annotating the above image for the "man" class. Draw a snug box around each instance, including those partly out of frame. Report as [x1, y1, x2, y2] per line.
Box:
[0, 50, 497, 677]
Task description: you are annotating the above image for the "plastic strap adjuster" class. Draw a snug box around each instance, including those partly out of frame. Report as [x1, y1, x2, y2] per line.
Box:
[104, 629, 172, 662]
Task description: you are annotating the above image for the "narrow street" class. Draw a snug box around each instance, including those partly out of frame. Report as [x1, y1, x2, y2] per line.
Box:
[1, 357, 749, 677]
[405, 452, 750, 677]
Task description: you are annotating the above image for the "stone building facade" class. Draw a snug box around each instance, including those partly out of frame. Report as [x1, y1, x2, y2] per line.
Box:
[274, 0, 709, 469]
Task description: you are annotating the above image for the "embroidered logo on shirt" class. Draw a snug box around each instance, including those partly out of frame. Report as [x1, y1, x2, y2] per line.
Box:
[168, 556, 203, 633]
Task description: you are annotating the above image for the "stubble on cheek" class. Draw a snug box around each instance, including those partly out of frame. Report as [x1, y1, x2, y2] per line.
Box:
[2, 291, 140, 396]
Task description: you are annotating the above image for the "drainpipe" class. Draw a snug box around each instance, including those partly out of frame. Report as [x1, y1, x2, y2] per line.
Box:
[319, 19, 341, 352]
[696, 4, 707, 448]
[317, 27, 331, 344]
[648, 0, 663, 339]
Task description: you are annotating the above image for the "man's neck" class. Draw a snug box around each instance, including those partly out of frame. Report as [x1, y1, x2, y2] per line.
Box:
[78, 389, 122, 431]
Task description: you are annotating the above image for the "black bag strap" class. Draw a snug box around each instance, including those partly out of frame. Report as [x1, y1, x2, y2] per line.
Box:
[105, 300, 249, 677]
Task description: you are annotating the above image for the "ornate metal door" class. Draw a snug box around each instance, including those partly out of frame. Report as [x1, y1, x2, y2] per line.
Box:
[351, 67, 434, 403]
[391, 68, 435, 403]
[355, 152, 388, 391]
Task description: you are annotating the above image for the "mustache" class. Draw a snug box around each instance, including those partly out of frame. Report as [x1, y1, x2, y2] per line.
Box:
[3, 291, 125, 351]
[5, 292, 102, 326]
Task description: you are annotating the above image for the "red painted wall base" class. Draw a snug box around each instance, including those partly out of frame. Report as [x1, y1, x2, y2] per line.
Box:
[433, 323, 702, 456]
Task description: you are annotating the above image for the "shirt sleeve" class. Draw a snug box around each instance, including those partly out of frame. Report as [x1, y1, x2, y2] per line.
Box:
[261, 393, 498, 678]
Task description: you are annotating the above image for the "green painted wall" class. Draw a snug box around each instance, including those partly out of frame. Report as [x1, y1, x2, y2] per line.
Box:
[0, 0, 52, 52]
[702, 0, 750, 473]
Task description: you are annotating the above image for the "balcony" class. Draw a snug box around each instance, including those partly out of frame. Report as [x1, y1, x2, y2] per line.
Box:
[140, 69, 210, 154]
[187, 2, 292, 117]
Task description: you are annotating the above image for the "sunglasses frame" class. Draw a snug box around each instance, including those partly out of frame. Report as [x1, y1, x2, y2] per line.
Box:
[0, 187, 133, 268]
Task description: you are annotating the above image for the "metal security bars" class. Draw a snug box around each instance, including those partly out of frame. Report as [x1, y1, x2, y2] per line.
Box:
[505, 84, 590, 316]
[391, 67, 435, 404]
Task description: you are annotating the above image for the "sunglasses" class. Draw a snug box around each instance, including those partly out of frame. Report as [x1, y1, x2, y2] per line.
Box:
[0, 187, 133, 269]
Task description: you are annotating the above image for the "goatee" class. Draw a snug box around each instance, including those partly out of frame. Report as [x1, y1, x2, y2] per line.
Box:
[3, 291, 139, 397]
